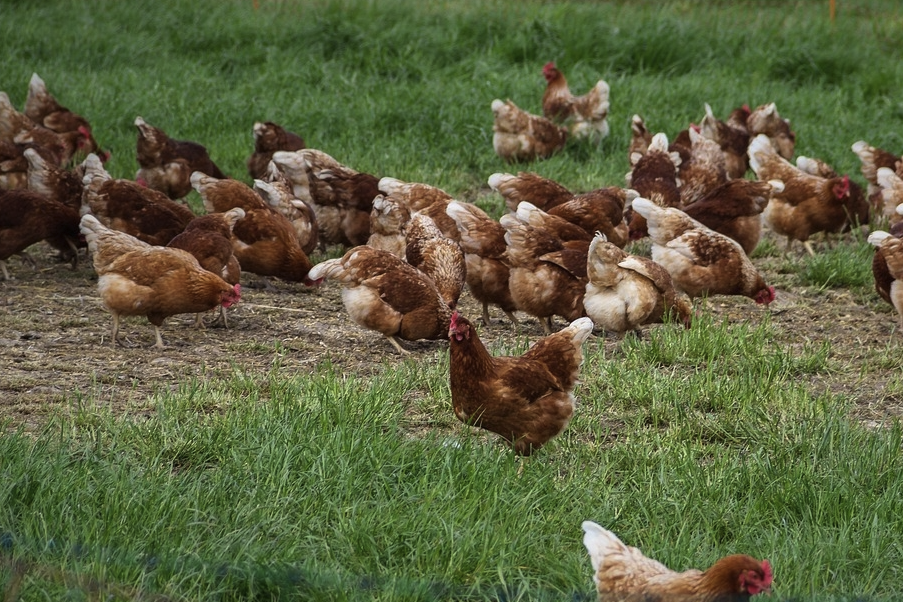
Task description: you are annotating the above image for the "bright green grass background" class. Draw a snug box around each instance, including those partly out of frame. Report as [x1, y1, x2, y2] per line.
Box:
[3, 0, 903, 600]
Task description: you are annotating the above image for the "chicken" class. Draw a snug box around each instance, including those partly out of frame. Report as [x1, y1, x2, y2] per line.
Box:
[748, 134, 858, 255]
[448, 311, 593, 455]
[191, 171, 317, 285]
[0, 188, 80, 280]
[628, 114, 653, 159]
[513, 201, 593, 243]
[546, 187, 634, 249]
[81, 154, 195, 247]
[681, 179, 782, 255]
[584, 233, 692, 336]
[24, 73, 108, 163]
[488, 171, 574, 213]
[0, 91, 73, 167]
[79, 214, 241, 349]
[445, 200, 519, 326]
[490, 99, 568, 163]
[873, 167, 903, 222]
[404, 213, 466, 309]
[134, 116, 227, 199]
[366, 194, 411, 257]
[676, 127, 729, 206]
[581, 521, 773, 602]
[167, 208, 244, 328]
[24, 147, 86, 263]
[632, 197, 775, 304]
[626, 132, 681, 240]
[699, 103, 751, 180]
[795, 154, 869, 230]
[271, 148, 377, 248]
[378, 176, 459, 240]
[541, 62, 610, 141]
[253, 167, 319, 255]
[869, 227, 903, 332]
[851, 140, 902, 197]
[746, 102, 795, 161]
[246, 121, 305, 180]
[307, 245, 453, 354]
[501, 215, 588, 334]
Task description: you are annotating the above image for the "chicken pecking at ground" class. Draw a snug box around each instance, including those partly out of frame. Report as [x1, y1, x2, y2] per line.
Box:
[307, 245, 453, 354]
[541, 62, 610, 142]
[632, 197, 775, 305]
[134, 116, 227, 200]
[404, 213, 466, 310]
[581, 521, 773, 602]
[748, 134, 860, 255]
[448, 311, 594, 455]
[868, 226, 903, 333]
[246, 121, 305, 180]
[491, 99, 568, 163]
[25, 73, 108, 163]
[584, 233, 692, 336]
[253, 163, 319, 255]
[79, 214, 241, 349]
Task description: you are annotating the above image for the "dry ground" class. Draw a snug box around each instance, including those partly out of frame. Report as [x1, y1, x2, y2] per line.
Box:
[1, 231, 901, 434]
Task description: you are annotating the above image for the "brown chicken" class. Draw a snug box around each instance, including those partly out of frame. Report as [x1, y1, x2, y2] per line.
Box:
[584, 233, 692, 336]
[307, 245, 452, 353]
[79, 214, 241, 348]
[541, 62, 610, 142]
[271, 148, 377, 248]
[746, 102, 795, 161]
[626, 132, 682, 240]
[873, 167, 903, 222]
[0, 91, 74, 167]
[167, 208, 244, 328]
[488, 171, 574, 213]
[191, 171, 317, 285]
[246, 121, 305, 180]
[445, 200, 519, 326]
[513, 201, 593, 243]
[794, 154, 870, 230]
[0, 187, 80, 280]
[851, 140, 902, 197]
[628, 114, 653, 159]
[547, 187, 634, 249]
[24, 147, 86, 263]
[448, 311, 593, 455]
[699, 103, 751, 180]
[748, 134, 859, 255]
[82, 154, 195, 247]
[501, 214, 588, 334]
[366, 193, 411, 257]
[677, 127, 729, 206]
[681, 179, 782, 255]
[404, 213, 466, 309]
[632, 198, 775, 304]
[491, 99, 568, 163]
[25, 73, 108, 163]
[378, 176, 459, 241]
[869, 227, 903, 332]
[134, 116, 227, 199]
[253, 169, 319, 255]
[581, 521, 773, 602]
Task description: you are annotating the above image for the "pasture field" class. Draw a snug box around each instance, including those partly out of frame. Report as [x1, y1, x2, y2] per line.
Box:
[2, 0, 903, 600]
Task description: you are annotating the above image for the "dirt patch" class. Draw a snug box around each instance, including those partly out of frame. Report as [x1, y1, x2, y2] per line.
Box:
[1, 231, 900, 433]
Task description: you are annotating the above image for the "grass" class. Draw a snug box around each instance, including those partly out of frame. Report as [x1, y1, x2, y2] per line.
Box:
[3, 0, 903, 600]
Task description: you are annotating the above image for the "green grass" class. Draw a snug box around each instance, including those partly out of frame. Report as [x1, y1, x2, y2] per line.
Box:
[4, 0, 903, 600]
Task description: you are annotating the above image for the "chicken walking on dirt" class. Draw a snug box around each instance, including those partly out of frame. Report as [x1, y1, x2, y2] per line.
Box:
[448, 311, 593, 455]
[582, 521, 772, 601]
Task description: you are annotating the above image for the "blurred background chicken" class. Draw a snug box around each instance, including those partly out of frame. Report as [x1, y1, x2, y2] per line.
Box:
[746, 102, 795, 160]
[134, 116, 227, 199]
[448, 311, 593, 455]
[541, 62, 610, 142]
[25, 73, 108, 163]
[79, 214, 240, 349]
[852, 139, 902, 197]
[699, 102, 751, 179]
[491, 99, 568, 163]
[0, 91, 74, 168]
[582, 521, 773, 601]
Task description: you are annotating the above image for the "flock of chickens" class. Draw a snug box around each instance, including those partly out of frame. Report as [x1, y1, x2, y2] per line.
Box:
[5, 62, 903, 600]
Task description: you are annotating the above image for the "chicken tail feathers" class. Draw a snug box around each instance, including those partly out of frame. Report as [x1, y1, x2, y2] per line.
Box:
[307, 257, 345, 282]
[747, 133, 776, 175]
[581, 521, 627, 581]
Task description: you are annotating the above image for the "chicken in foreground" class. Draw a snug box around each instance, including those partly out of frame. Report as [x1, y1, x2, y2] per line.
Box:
[448, 311, 593, 455]
[79, 214, 241, 348]
[307, 245, 452, 354]
[491, 99, 568, 163]
[541, 62, 610, 142]
[581, 521, 773, 602]
[134, 116, 227, 199]
[584, 233, 692, 336]
[632, 198, 775, 305]
[868, 228, 903, 332]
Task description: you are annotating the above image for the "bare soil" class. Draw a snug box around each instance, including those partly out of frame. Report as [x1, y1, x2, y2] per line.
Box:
[1, 232, 901, 434]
